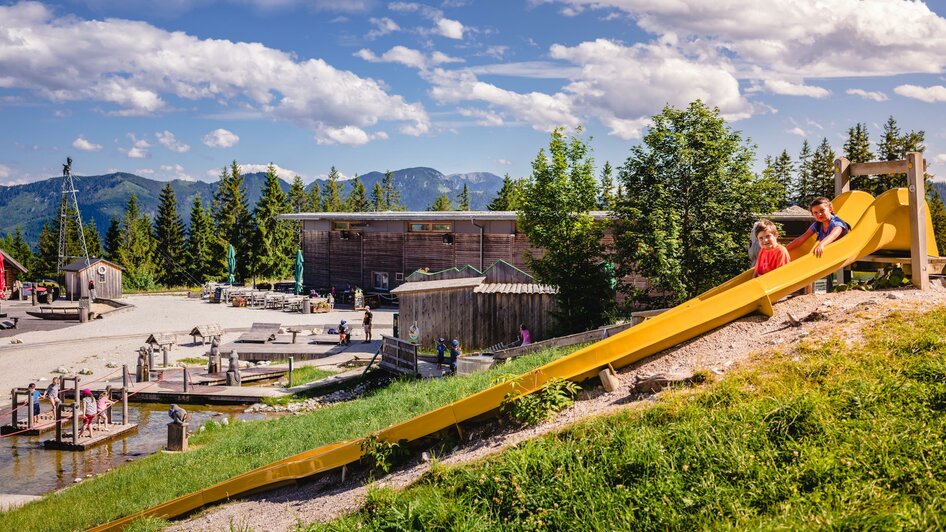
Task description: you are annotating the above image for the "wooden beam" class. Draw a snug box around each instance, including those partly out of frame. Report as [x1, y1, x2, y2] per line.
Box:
[834, 157, 851, 197]
[849, 160, 909, 176]
[906, 152, 930, 290]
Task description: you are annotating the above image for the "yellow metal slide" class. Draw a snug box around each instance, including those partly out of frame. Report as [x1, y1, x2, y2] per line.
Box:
[94, 189, 937, 530]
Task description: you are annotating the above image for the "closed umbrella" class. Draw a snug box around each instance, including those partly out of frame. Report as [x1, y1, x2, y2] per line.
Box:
[294, 249, 304, 295]
[227, 244, 236, 285]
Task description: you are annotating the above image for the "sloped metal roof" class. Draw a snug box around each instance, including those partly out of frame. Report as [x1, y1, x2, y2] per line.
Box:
[473, 283, 558, 294]
[389, 276, 487, 294]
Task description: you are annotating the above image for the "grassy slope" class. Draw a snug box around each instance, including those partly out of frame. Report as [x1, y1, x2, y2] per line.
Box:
[0, 345, 581, 531]
[315, 307, 946, 531]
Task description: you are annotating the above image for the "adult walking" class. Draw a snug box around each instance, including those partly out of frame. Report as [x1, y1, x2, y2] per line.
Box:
[362, 306, 373, 343]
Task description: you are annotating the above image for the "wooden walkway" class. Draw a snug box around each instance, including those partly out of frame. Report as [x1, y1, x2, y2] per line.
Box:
[43, 423, 138, 451]
[122, 381, 286, 405]
[218, 341, 339, 362]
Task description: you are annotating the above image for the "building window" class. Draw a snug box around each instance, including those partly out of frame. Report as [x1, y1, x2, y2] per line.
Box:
[395, 272, 404, 281]
[333, 221, 353, 230]
[409, 222, 452, 232]
[372, 271, 389, 290]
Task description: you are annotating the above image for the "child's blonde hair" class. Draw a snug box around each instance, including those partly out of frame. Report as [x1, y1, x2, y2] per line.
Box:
[809, 197, 833, 211]
[754, 219, 778, 237]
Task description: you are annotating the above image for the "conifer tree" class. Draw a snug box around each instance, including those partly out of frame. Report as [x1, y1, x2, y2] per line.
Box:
[768, 150, 795, 207]
[308, 182, 323, 212]
[457, 183, 470, 211]
[185, 195, 216, 283]
[346, 175, 370, 212]
[371, 182, 387, 211]
[796, 140, 814, 203]
[811, 138, 836, 200]
[844, 122, 874, 192]
[488, 174, 523, 211]
[598, 162, 616, 210]
[212, 161, 251, 281]
[117, 194, 157, 290]
[382, 170, 403, 210]
[153, 183, 187, 287]
[83, 219, 103, 259]
[429, 193, 454, 211]
[1, 226, 33, 273]
[322, 166, 344, 212]
[34, 221, 58, 279]
[252, 164, 294, 281]
[288, 175, 309, 247]
[104, 217, 121, 262]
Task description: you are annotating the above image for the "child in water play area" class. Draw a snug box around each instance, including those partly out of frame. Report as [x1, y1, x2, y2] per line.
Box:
[449, 339, 461, 372]
[79, 389, 97, 438]
[436, 338, 447, 368]
[752, 219, 790, 278]
[787, 196, 850, 257]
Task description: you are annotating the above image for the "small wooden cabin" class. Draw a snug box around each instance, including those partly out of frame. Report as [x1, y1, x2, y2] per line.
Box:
[390, 260, 557, 350]
[62, 258, 124, 300]
[1, 249, 28, 299]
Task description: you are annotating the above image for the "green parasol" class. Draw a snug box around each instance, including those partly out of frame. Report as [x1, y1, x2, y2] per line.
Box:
[294, 249, 304, 295]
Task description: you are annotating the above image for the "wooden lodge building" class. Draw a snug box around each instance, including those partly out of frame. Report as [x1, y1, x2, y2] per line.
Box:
[280, 207, 811, 296]
[1, 249, 28, 299]
[62, 258, 124, 300]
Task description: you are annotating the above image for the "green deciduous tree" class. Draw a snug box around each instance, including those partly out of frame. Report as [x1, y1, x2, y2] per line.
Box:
[613, 100, 781, 307]
[487, 174, 523, 211]
[429, 193, 454, 211]
[346, 175, 370, 212]
[519, 127, 613, 334]
[152, 183, 187, 287]
[117, 194, 157, 290]
[251, 164, 294, 281]
[185, 195, 216, 284]
[0, 226, 33, 273]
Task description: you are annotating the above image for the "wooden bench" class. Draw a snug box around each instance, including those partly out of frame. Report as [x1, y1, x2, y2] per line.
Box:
[236, 322, 281, 343]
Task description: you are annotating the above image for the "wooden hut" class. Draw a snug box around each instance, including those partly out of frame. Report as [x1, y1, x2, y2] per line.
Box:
[390, 260, 557, 350]
[1, 249, 28, 299]
[62, 258, 124, 300]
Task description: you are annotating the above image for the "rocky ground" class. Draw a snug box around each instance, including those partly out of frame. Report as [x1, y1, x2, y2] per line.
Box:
[168, 283, 946, 531]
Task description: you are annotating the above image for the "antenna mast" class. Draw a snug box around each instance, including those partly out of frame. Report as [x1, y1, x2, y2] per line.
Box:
[57, 157, 92, 281]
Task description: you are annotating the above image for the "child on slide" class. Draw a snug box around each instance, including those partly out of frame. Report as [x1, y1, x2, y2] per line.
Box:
[753, 219, 790, 277]
[786, 196, 850, 257]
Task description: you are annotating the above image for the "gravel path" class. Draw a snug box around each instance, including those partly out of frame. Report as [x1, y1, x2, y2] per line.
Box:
[171, 284, 946, 531]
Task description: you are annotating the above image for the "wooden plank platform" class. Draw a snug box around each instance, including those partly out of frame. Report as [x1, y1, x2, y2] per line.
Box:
[43, 423, 138, 451]
[123, 382, 286, 405]
[854, 254, 946, 275]
[218, 341, 338, 362]
[1, 420, 58, 436]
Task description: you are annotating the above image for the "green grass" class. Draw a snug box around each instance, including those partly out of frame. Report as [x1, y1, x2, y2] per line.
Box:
[175, 357, 207, 366]
[309, 307, 946, 531]
[0, 345, 582, 531]
[286, 366, 335, 386]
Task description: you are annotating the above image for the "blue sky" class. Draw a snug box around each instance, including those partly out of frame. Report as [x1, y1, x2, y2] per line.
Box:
[3, 0, 946, 185]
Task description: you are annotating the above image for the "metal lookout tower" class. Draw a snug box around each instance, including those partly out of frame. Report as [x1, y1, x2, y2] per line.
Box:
[57, 157, 92, 285]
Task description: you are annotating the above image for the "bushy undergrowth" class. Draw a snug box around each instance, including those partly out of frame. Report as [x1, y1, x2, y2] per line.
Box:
[0, 346, 582, 531]
[312, 308, 946, 531]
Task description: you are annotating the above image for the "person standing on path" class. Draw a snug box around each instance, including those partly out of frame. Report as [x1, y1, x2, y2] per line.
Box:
[362, 306, 373, 343]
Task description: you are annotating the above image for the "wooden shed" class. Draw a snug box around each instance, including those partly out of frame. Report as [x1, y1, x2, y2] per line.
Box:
[390, 260, 557, 350]
[1, 249, 28, 299]
[62, 258, 124, 300]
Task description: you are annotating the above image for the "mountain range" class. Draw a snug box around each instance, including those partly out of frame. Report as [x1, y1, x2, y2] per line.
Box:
[0, 167, 504, 244]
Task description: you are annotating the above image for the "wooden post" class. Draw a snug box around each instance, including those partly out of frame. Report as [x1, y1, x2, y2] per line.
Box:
[162, 346, 169, 368]
[288, 357, 294, 388]
[55, 403, 63, 442]
[121, 364, 129, 425]
[72, 378, 80, 445]
[906, 152, 930, 290]
[10, 389, 17, 428]
[833, 157, 852, 286]
[183, 367, 189, 393]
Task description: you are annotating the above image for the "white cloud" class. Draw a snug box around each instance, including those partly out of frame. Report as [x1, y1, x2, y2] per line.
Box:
[125, 134, 151, 158]
[435, 18, 465, 39]
[235, 163, 305, 178]
[159, 163, 194, 181]
[469, 61, 581, 79]
[155, 130, 190, 153]
[846, 88, 888, 102]
[72, 136, 102, 152]
[0, 163, 11, 179]
[787, 127, 807, 137]
[315, 125, 387, 145]
[497, 159, 511, 165]
[356, 46, 462, 70]
[458, 107, 505, 126]
[894, 84, 946, 103]
[0, 2, 427, 143]
[762, 79, 830, 99]
[202, 128, 240, 148]
[136, 168, 155, 175]
[933, 153, 946, 166]
[367, 17, 399, 38]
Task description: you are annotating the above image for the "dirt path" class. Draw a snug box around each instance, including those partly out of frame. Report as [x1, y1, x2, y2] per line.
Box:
[171, 285, 946, 531]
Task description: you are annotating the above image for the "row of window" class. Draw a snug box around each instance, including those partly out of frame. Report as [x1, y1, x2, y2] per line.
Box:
[332, 221, 453, 233]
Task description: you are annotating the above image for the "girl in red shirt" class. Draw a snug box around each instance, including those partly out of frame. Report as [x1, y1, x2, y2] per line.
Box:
[753, 219, 790, 277]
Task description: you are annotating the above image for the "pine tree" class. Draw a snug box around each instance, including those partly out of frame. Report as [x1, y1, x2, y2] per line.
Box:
[252, 164, 294, 281]
[598, 162, 616, 210]
[117, 194, 157, 290]
[34, 221, 58, 279]
[104, 217, 122, 262]
[457, 183, 470, 211]
[429, 193, 454, 211]
[371, 182, 387, 211]
[487, 174, 523, 211]
[152, 183, 187, 287]
[520, 127, 613, 333]
[185, 195, 216, 284]
[322, 166, 344, 212]
[346, 175, 370, 212]
[212, 161, 251, 282]
[928, 189, 946, 254]
[288, 175, 309, 248]
[308, 182, 323, 212]
[769, 150, 795, 207]
[382, 170, 403, 210]
[811, 138, 836, 200]
[83, 219, 103, 259]
[3, 226, 33, 273]
[796, 139, 814, 204]
[614, 101, 780, 306]
[844, 122, 874, 192]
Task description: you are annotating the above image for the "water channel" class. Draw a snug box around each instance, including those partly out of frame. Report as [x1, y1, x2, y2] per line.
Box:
[0, 404, 271, 497]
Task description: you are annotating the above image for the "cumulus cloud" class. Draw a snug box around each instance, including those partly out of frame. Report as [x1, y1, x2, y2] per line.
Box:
[894, 84, 946, 102]
[435, 18, 465, 39]
[235, 163, 305, 178]
[762, 79, 830, 99]
[367, 17, 399, 38]
[497, 159, 511, 165]
[355, 45, 462, 70]
[389, 1, 467, 40]
[155, 130, 190, 153]
[160, 163, 194, 180]
[0, 2, 427, 143]
[933, 153, 946, 166]
[457, 107, 505, 126]
[846, 88, 888, 102]
[787, 127, 807, 137]
[315, 125, 387, 145]
[125, 134, 151, 158]
[72, 136, 103, 152]
[202, 128, 240, 148]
